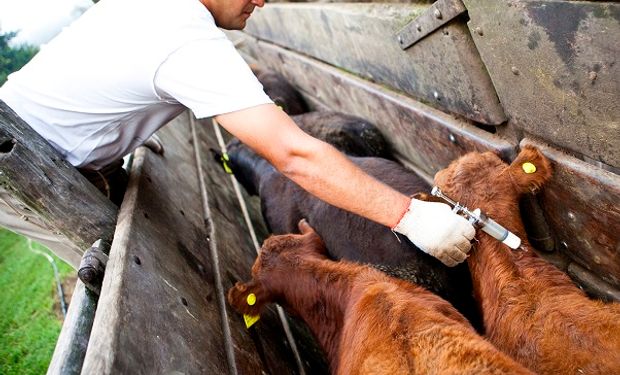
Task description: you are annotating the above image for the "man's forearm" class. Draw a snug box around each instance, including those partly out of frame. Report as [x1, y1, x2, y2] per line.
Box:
[279, 139, 411, 228]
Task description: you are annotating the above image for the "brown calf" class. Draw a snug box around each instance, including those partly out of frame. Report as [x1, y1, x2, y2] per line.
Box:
[228, 220, 532, 375]
[434, 145, 620, 374]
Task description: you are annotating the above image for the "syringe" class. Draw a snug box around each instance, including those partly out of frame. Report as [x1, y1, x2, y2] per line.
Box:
[431, 187, 521, 250]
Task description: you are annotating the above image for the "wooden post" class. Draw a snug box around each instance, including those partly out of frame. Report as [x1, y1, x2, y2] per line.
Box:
[0, 101, 117, 252]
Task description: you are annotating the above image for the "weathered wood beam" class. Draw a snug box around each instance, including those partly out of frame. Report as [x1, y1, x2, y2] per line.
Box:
[568, 263, 620, 303]
[230, 32, 516, 178]
[81, 113, 232, 373]
[0, 101, 117, 251]
[465, 0, 620, 168]
[80, 112, 324, 374]
[522, 138, 620, 291]
[194, 118, 329, 374]
[245, 3, 506, 125]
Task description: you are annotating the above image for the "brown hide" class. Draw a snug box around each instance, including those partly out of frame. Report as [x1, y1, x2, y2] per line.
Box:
[228, 221, 532, 375]
[434, 146, 620, 374]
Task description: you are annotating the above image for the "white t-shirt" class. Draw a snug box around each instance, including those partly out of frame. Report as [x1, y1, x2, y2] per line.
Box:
[0, 0, 271, 169]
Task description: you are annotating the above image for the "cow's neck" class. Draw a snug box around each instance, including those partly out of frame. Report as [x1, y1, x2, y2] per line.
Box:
[270, 258, 355, 371]
[467, 203, 534, 328]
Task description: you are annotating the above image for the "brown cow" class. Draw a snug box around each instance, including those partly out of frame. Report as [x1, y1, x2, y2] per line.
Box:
[228, 220, 532, 375]
[434, 145, 620, 374]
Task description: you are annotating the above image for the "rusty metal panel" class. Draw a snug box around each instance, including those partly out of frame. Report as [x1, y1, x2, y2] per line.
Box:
[245, 3, 506, 125]
[465, 0, 620, 168]
[229, 32, 516, 178]
[522, 138, 620, 289]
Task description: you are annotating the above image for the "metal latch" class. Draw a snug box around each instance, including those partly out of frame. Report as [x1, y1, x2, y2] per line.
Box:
[396, 0, 467, 50]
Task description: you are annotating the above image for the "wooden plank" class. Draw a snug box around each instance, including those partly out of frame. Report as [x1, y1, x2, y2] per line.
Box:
[231, 33, 516, 177]
[81, 113, 233, 374]
[464, 0, 620, 169]
[0, 101, 117, 250]
[568, 263, 620, 303]
[47, 281, 98, 375]
[244, 3, 506, 125]
[80, 112, 324, 374]
[522, 138, 620, 289]
[193, 118, 329, 374]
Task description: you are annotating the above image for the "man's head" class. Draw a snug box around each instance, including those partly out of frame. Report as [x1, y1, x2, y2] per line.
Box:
[200, 0, 265, 30]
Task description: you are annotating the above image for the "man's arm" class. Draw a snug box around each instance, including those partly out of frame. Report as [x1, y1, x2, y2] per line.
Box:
[215, 104, 474, 266]
[217, 104, 409, 228]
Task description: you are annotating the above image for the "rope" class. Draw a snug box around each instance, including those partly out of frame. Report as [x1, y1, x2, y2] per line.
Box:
[211, 119, 306, 375]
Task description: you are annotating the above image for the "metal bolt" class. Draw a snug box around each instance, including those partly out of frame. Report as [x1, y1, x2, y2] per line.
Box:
[567, 212, 576, 221]
[434, 8, 442, 19]
[475, 27, 483, 36]
[78, 267, 97, 283]
[397, 35, 403, 44]
[433, 91, 440, 100]
[449, 134, 457, 144]
[416, 24, 422, 32]
[511, 66, 520, 75]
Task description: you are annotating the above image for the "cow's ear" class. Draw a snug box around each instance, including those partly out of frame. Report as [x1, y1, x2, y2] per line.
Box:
[227, 280, 271, 316]
[507, 145, 552, 194]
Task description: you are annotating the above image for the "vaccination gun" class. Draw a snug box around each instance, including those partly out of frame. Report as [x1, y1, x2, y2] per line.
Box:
[431, 187, 521, 250]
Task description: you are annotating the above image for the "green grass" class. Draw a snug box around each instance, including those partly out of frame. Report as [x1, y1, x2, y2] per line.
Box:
[0, 229, 75, 375]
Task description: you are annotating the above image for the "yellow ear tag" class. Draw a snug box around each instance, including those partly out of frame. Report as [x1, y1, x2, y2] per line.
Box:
[243, 293, 259, 329]
[246, 293, 256, 306]
[277, 105, 284, 111]
[220, 152, 233, 174]
[243, 314, 260, 329]
[522, 162, 537, 174]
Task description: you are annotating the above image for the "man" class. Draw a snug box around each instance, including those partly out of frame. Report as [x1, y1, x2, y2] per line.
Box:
[0, 0, 474, 269]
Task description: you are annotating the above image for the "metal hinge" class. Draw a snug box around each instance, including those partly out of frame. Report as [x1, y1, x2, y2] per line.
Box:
[396, 0, 467, 50]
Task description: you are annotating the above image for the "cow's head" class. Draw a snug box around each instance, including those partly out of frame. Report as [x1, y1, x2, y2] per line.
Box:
[434, 146, 552, 218]
[227, 219, 327, 316]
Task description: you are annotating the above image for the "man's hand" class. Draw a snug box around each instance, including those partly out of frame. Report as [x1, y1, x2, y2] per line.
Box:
[393, 199, 475, 267]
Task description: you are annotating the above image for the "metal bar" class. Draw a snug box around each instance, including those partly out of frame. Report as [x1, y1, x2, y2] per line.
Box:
[47, 281, 99, 375]
[396, 0, 467, 50]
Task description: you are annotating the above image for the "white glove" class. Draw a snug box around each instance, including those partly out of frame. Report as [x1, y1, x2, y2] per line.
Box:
[393, 198, 475, 267]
